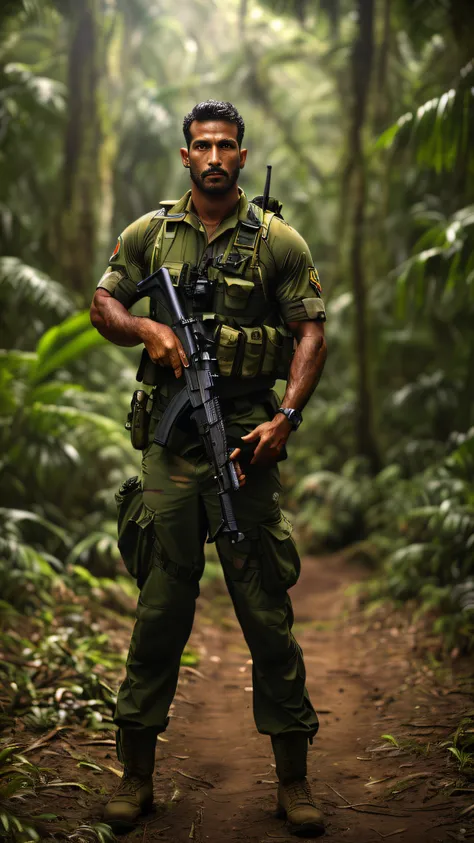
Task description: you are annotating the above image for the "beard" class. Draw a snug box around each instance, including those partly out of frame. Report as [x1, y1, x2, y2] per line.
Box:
[189, 163, 240, 195]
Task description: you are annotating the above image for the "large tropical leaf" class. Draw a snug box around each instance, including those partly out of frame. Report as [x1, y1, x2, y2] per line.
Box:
[376, 60, 474, 176]
[393, 204, 474, 316]
[0, 257, 73, 319]
[32, 312, 106, 383]
[3, 63, 65, 112]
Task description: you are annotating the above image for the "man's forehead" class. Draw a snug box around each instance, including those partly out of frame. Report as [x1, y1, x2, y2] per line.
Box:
[189, 119, 239, 143]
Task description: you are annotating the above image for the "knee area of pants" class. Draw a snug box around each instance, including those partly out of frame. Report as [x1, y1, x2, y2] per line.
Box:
[243, 611, 294, 660]
[132, 605, 193, 659]
[136, 603, 192, 636]
[252, 638, 300, 671]
[140, 561, 200, 606]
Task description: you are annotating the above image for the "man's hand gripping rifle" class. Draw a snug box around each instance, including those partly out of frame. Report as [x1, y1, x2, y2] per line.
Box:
[136, 267, 244, 545]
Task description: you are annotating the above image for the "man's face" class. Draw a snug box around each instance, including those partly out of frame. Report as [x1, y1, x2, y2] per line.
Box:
[180, 120, 247, 196]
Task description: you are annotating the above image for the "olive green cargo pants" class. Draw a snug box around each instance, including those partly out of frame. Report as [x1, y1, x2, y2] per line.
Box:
[114, 401, 318, 739]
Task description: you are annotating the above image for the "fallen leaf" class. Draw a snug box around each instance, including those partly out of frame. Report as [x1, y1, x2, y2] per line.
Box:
[365, 776, 396, 787]
[23, 726, 67, 754]
[77, 761, 103, 772]
[103, 765, 122, 777]
[171, 768, 214, 788]
[181, 666, 207, 680]
[40, 781, 93, 793]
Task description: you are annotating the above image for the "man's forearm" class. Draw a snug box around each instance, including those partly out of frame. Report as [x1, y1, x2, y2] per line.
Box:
[281, 332, 327, 412]
[90, 291, 149, 347]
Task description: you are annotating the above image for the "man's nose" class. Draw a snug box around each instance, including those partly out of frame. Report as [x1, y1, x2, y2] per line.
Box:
[208, 145, 222, 166]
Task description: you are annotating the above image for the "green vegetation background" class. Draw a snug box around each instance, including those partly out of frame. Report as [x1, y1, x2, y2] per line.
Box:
[0, 1, 473, 837]
[2, 0, 474, 653]
[0, 4, 474, 832]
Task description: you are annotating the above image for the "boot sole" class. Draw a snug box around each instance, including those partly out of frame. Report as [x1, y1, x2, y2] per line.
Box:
[104, 797, 154, 834]
[276, 806, 325, 838]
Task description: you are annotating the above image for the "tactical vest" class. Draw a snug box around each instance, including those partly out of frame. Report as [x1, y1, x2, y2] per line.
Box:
[143, 198, 294, 387]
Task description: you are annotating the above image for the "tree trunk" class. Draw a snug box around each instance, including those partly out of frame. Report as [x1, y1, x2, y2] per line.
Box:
[348, 0, 381, 473]
[97, 8, 123, 264]
[374, 0, 391, 132]
[238, 0, 248, 39]
[58, 0, 104, 303]
[449, 0, 474, 66]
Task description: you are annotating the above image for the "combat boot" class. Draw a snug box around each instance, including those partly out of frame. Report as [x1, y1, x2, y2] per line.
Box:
[103, 727, 156, 832]
[272, 733, 325, 837]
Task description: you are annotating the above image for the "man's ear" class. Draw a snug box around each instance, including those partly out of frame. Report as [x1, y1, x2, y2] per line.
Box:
[180, 147, 190, 167]
[239, 147, 247, 169]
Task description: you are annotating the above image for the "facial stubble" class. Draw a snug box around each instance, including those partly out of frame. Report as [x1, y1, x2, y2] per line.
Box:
[189, 163, 240, 196]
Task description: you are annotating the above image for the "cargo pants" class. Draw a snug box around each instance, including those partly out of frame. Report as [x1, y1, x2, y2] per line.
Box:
[114, 398, 319, 739]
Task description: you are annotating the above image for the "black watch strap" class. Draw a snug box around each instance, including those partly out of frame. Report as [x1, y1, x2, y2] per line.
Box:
[276, 408, 303, 429]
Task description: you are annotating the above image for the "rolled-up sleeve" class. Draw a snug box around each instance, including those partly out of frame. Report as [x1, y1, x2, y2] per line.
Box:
[97, 211, 157, 309]
[266, 218, 326, 323]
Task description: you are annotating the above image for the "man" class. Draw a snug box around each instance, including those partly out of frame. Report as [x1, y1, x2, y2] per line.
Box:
[90, 100, 327, 837]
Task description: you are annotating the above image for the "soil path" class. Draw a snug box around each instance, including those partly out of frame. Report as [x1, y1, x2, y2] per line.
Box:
[29, 555, 473, 843]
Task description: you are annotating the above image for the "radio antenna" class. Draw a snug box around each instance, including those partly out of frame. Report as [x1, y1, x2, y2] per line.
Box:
[262, 165, 272, 214]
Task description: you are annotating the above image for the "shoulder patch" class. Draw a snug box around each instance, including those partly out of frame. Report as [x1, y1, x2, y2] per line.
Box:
[109, 236, 122, 263]
[309, 266, 322, 295]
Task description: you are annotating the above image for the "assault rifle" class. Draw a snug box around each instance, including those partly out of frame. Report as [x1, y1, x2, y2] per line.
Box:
[136, 266, 244, 544]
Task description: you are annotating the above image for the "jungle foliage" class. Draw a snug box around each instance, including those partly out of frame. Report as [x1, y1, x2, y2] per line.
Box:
[0, 2, 473, 806]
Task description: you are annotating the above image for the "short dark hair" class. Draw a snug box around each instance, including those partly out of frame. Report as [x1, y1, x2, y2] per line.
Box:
[183, 100, 245, 148]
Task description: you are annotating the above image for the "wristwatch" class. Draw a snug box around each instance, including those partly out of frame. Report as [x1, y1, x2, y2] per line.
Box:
[275, 407, 303, 430]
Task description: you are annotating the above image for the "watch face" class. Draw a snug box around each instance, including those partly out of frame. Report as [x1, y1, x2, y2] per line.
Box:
[290, 410, 303, 428]
[281, 408, 302, 428]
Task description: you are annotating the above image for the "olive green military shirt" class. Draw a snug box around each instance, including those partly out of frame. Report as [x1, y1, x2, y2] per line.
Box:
[98, 189, 326, 324]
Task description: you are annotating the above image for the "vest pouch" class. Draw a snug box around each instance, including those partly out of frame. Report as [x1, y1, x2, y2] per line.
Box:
[215, 323, 244, 377]
[260, 325, 282, 376]
[223, 277, 255, 311]
[259, 514, 301, 595]
[115, 476, 155, 588]
[240, 326, 264, 378]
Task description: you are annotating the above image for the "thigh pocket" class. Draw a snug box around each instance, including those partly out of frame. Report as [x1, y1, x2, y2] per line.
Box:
[115, 476, 155, 588]
[216, 533, 257, 583]
[259, 514, 301, 595]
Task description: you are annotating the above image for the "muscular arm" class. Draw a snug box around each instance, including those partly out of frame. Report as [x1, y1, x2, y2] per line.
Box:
[281, 319, 326, 411]
[90, 288, 147, 347]
[241, 320, 327, 465]
[90, 288, 188, 377]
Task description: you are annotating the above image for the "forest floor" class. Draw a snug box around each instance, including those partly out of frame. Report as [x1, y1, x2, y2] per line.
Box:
[14, 554, 474, 843]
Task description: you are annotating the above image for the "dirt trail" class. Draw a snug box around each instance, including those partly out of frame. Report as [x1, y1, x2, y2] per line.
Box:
[28, 555, 473, 842]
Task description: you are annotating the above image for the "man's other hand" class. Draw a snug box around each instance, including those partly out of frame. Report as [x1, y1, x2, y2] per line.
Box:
[240, 413, 292, 466]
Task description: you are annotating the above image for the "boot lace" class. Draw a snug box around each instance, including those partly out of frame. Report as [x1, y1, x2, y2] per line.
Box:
[116, 773, 147, 796]
[285, 778, 318, 808]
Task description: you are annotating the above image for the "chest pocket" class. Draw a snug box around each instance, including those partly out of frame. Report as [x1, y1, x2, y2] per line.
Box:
[223, 277, 255, 311]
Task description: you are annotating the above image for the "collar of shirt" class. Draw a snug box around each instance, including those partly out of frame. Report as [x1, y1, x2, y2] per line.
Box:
[166, 188, 250, 243]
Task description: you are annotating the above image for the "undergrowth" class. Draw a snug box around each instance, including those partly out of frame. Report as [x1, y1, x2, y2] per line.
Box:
[0, 745, 116, 842]
[293, 427, 474, 654]
[0, 510, 199, 840]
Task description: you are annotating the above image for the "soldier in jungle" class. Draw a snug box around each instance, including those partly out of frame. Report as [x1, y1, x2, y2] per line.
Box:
[90, 99, 327, 837]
